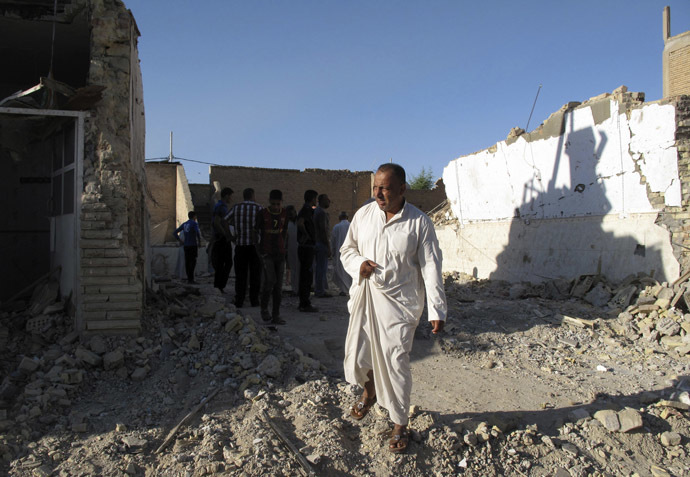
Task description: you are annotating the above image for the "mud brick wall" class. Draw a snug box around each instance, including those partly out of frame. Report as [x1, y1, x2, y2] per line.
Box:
[145, 162, 177, 244]
[210, 166, 373, 226]
[406, 179, 447, 213]
[79, 0, 146, 335]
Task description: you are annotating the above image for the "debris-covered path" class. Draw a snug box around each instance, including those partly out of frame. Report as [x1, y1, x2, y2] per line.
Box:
[2, 273, 690, 476]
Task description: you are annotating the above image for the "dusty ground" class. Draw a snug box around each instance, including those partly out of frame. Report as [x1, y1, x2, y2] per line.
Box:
[2, 271, 690, 476]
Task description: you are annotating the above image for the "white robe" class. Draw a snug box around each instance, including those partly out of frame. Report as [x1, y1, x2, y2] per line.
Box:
[340, 200, 447, 425]
[331, 219, 352, 294]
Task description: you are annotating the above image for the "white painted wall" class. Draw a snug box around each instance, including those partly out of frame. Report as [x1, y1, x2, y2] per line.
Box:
[441, 99, 681, 283]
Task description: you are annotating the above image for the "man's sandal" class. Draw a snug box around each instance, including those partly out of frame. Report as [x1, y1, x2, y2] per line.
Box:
[350, 395, 376, 420]
[389, 428, 409, 454]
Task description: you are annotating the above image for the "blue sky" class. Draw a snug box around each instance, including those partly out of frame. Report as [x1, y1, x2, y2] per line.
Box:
[127, 1, 690, 184]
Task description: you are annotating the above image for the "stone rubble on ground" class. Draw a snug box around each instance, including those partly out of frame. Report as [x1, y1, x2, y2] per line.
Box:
[0, 272, 689, 475]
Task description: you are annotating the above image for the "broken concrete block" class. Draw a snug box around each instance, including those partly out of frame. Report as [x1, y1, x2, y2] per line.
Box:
[18, 357, 40, 374]
[617, 408, 643, 433]
[225, 316, 243, 333]
[584, 282, 611, 307]
[187, 334, 201, 352]
[103, 350, 124, 370]
[256, 355, 281, 378]
[656, 317, 680, 336]
[76, 348, 103, 367]
[594, 409, 620, 432]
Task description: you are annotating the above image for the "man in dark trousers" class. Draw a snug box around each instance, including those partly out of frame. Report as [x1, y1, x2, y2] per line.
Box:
[212, 187, 234, 292]
[174, 211, 202, 284]
[297, 189, 319, 312]
[227, 188, 263, 307]
[258, 189, 288, 324]
[313, 193, 332, 297]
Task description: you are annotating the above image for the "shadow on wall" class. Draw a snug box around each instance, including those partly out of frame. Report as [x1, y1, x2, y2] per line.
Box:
[489, 110, 666, 285]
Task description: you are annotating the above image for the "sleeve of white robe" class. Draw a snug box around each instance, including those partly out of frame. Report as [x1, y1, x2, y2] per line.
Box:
[418, 216, 447, 322]
[339, 211, 367, 286]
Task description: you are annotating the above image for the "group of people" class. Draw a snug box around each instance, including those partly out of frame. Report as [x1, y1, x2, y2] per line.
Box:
[176, 186, 354, 326]
[175, 163, 448, 454]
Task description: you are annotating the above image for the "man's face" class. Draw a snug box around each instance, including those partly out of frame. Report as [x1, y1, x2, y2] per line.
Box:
[223, 194, 233, 205]
[321, 195, 331, 209]
[269, 199, 282, 213]
[373, 169, 405, 214]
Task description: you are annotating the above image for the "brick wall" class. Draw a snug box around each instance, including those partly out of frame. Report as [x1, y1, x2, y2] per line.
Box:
[406, 179, 447, 213]
[668, 45, 690, 97]
[658, 96, 690, 272]
[79, 0, 146, 335]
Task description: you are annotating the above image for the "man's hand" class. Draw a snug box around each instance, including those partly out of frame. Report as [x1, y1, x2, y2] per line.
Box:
[430, 320, 444, 334]
[359, 260, 378, 279]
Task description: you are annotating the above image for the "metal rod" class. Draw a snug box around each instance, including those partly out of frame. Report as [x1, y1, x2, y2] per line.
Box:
[525, 84, 542, 132]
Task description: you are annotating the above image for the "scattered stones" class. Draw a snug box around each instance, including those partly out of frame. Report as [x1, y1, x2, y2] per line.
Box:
[660, 431, 681, 447]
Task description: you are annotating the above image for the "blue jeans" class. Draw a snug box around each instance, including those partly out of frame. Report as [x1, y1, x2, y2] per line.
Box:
[314, 242, 329, 295]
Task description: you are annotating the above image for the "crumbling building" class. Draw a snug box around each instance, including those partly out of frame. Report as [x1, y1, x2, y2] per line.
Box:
[0, 0, 147, 335]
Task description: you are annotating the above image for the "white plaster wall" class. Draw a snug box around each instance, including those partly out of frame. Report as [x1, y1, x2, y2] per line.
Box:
[176, 164, 195, 227]
[151, 244, 209, 279]
[443, 101, 679, 223]
[437, 213, 678, 283]
[440, 100, 681, 283]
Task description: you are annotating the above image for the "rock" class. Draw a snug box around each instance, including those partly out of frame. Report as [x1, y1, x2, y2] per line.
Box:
[306, 453, 321, 464]
[122, 436, 147, 449]
[656, 317, 680, 336]
[198, 301, 225, 318]
[463, 432, 477, 446]
[18, 356, 39, 374]
[568, 408, 590, 422]
[651, 465, 671, 477]
[594, 409, 620, 432]
[509, 284, 528, 299]
[187, 334, 201, 352]
[225, 316, 243, 333]
[660, 431, 681, 447]
[103, 350, 124, 371]
[75, 348, 102, 367]
[89, 335, 107, 354]
[584, 282, 612, 307]
[617, 408, 643, 433]
[130, 366, 149, 381]
[256, 355, 281, 378]
[561, 442, 579, 456]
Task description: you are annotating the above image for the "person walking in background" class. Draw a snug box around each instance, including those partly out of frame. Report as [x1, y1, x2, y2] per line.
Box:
[313, 193, 332, 298]
[258, 190, 288, 325]
[297, 189, 319, 312]
[174, 211, 202, 284]
[285, 205, 299, 296]
[331, 211, 352, 296]
[227, 188, 263, 308]
[211, 187, 234, 292]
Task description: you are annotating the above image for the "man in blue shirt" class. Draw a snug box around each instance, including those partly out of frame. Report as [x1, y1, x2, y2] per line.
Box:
[174, 211, 202, 284]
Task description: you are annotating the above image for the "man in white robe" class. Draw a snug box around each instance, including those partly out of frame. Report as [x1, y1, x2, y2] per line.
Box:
[331, 211, 352, 296]
[340, 163, 447, 453]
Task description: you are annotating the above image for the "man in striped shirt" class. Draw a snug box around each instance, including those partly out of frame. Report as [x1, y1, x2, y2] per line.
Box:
[226, 188, 263, 308]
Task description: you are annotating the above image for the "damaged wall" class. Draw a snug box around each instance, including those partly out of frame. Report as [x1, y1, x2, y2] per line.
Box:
[663, 6, 690, 98]
[210, 166, 373, 223]
[440, 89, 688, 284]
[79, 0, 147, 334]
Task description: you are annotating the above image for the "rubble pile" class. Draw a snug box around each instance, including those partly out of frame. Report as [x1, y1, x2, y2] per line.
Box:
[1, 273, 690, 476]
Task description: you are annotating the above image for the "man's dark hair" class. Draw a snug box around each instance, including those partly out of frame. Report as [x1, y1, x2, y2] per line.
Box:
[269, 189, 283, 201]
[221, 187, 234, 198]
[188, 211, 196, 220]
[304, 189, 318, 203]
[243, 188, 255, 200]
[377, 163, 406, 185]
